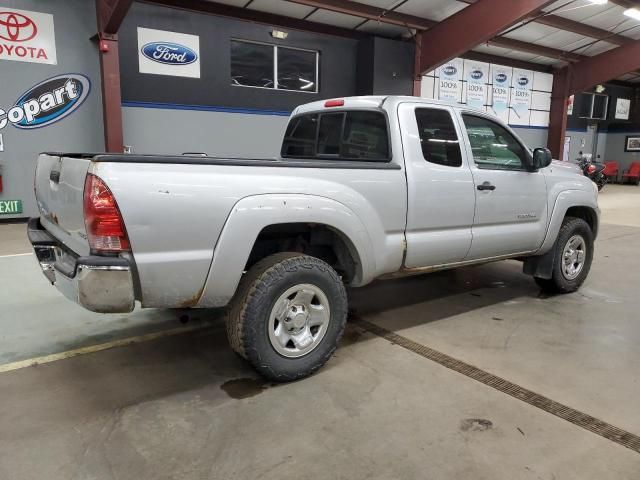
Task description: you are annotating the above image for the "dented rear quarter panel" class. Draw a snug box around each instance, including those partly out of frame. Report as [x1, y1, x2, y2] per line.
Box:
[91, 160, 407, 308]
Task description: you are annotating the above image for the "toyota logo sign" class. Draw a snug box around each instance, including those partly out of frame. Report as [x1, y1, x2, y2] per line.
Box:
[0, 8, 57, 65]
[0, 12, 37, 42]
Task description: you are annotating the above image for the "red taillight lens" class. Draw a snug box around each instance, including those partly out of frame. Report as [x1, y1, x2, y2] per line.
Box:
[83, 174, 130, 252]
[587, 164, 596, 174]
[324, 99, 344, 107]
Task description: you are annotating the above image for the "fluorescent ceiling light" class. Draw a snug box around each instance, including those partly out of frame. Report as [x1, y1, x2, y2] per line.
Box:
[624, 8, 640, 20]
[586, 0, 608, 4]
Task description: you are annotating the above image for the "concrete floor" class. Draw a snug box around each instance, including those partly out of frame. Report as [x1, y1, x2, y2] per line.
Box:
[1, 184, 639, 479]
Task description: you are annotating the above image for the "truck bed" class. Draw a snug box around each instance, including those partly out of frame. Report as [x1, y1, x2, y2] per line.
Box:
[34, 152, 407, 310]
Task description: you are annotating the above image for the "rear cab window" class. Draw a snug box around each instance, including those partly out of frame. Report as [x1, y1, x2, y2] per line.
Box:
[282, 110, 390, 161]
[415, 108, 462, 167]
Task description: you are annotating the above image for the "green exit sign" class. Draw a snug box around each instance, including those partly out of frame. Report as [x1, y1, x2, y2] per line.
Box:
[0, 200, 23, 215]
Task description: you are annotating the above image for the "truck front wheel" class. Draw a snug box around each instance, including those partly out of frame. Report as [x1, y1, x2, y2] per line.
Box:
[226, 252, 348, 382]
[534, 216, 594, 293]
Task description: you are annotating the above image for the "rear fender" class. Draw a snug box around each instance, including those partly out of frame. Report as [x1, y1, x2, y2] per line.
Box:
[196, 194, 375, 308]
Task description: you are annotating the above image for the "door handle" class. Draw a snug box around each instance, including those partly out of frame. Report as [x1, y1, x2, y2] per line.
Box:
[477, 181, 496, 191]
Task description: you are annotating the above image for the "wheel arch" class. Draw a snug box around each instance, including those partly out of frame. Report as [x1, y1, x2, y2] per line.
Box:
[538, 190, 599, 255]
[565, 205, 599, 238]
[196, 194, 375, 308]
[244, 222, 364, 286]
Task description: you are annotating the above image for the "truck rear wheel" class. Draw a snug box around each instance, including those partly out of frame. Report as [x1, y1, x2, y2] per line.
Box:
[226, 252, 347, 382]
[534, 216, 594, 294]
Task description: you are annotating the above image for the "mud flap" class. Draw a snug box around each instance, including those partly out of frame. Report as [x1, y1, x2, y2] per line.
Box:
[523, 247, 555, 279]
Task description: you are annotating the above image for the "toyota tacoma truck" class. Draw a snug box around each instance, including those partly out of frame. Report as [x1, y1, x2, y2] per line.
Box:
[29, 96, 599, 381]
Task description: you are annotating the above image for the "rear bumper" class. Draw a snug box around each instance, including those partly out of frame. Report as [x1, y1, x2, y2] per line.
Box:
[28, 218, 135, 313]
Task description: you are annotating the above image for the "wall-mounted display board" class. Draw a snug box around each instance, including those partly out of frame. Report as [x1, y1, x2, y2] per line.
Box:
[421, 58, 553, 128]
[615, 98, 631, 120]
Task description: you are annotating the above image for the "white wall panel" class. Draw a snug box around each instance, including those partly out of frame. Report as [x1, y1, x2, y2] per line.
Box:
[533, 71, 553, 92]
[531, 91, 551, 111]
[421, 76, 436, 99]
[422, 58, 552, 127]
[530, 110, 550, 127]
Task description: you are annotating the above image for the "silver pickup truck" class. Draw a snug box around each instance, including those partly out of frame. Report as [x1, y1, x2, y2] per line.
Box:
[29, 96, 599, 381]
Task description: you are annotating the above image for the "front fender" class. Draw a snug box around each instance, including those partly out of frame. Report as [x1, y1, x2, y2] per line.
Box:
[537, 189, 599, 255]
[196, 194, 375, 308]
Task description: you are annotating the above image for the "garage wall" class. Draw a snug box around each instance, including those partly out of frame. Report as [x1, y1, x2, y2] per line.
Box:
[119, 2, 358, 157]
[513, 128, 548, 151]
[602, 131, 640, 175]
[563, 84, 638, 167]
[0, 0, 104, 218]
[123, 106, 288, 157]
[357, 37, 415, 96]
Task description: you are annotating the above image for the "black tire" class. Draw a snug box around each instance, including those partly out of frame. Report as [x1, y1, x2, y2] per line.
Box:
[226, 252, 348, 382]
[534, 216, 594, 294]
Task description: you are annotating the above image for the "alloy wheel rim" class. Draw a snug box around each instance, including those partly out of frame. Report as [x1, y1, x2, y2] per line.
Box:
[268, 284, 330, 358]
[561, 235, 586, 281]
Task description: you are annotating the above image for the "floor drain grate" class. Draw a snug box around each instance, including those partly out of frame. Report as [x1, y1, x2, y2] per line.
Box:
[354, 317, 640, 454]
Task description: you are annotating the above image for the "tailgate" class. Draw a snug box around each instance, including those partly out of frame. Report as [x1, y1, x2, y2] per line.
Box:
[35, 153, 91, 256]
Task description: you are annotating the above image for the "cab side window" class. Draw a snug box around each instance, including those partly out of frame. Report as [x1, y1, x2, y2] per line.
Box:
[462, 114, 529, 170]
[415, 108, 462, 167]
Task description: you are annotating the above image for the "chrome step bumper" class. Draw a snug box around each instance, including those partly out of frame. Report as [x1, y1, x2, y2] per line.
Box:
[28, 218, 135, 313]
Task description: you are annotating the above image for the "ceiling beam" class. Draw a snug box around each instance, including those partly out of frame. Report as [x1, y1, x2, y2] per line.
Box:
[283, 0, 434, 29]
[458, 0, 633, 46]
[461, 51, 553, 73]
[609, 0, 640, 8]
[286, 0, 587, 65]
[151, 0, 594, 65]
[534, 14, 632, 46]
[487, 36, 586, 62]
[96, 0, 133, 34]
[142, 0, 368, 38]
[564, 38, 640, 94]
[417, 0, 557, 74]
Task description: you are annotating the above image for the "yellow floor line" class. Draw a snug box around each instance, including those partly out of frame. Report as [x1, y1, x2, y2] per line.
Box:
[0, 323, 210, 374]
[0, 252, 33, 259]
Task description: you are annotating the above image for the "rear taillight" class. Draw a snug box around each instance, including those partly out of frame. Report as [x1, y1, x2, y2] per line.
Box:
[83, 174, 130, 252]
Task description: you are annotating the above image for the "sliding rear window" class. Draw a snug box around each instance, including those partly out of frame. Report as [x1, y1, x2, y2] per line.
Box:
[281, 110, 390, 161]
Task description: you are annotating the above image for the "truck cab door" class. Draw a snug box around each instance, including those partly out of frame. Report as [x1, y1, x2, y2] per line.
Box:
[459, 113, 548, 260]
[398, 103, 476, 268]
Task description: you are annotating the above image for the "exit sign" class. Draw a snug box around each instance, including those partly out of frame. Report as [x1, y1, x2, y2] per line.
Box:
[0, 200, 23, 215]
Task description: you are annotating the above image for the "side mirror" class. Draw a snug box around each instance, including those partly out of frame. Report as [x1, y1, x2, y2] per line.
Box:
[531, 147, 553, 170]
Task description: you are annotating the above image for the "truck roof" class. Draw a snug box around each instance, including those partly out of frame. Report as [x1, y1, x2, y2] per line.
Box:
[293, 95, 488, 116]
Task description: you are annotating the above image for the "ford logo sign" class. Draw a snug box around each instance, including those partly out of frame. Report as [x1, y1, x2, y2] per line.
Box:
[10, 74, 90, 130]
[141, 42, 197, 65]
[470, 70, 483, 80]
[495, 73, 508, 84]
[443, 65, 457, 76]
[518, 76, 529, 86]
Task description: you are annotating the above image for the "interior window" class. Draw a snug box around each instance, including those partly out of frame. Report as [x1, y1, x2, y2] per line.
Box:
[415, 108, 462, 167]
[230, 40, 318, 92]
[341, 111, 389, 160]
[277, 47, 317, 92]
[281, 114, 318, 157]
[230, 40, 274, 88]
[462, 114, 528, 170]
